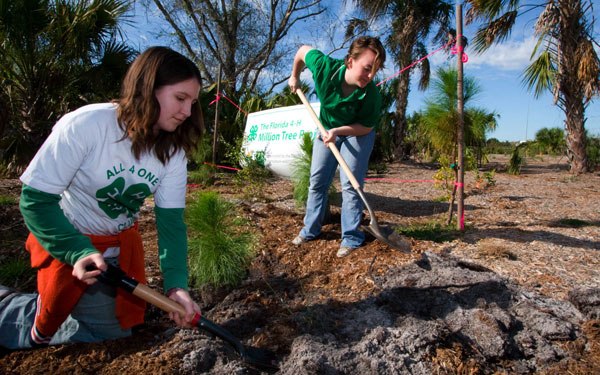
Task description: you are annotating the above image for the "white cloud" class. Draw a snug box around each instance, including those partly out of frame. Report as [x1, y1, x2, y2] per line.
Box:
[421, 35, 539, 73]
[464, 36, 539, 71]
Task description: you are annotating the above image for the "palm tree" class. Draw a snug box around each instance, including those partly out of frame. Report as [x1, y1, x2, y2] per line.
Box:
[346, 0, 454, 160]
[465, 0, 600, 174]
[421, 66, 498, 165]
[420, 66, 497, 224]
[0, 0, 135, 173]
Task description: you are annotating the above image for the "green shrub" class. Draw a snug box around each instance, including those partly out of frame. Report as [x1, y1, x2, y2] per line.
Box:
[369, 162, 388, 175]
[186, 191, 256, 288]
[587, 134, 600, 171]
[484, 138, 516, 154]
[397, 221, 461, 243]
[508, 148, 522, 175]
[483, 170, 496, 187]
[474, 169, 496, 189]
[189, 136, 213, 169]
[0, 258, 34, 288]
[236, 150, 271, 199]
[223, 136, 272, 199]
[291, 133, 314, 208]
[188, 164, 216, 186]
[507, 143, 531, 175]
[534, 127, 566, 155]
[0, 194, 17, 205]
[432, 156, 456, 198]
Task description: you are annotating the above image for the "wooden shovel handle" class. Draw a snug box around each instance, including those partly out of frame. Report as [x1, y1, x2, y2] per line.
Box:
[295, 89, 362, 190]
[133, 282, 188, 316]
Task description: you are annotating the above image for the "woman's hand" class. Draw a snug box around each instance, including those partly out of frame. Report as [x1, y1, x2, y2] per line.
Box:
[321, 124, 372, 145]
[321, 128, 338, 144]
[167, 288, 201, 328]
[72, 252, 106, 285]
[288, 76, 300, 93]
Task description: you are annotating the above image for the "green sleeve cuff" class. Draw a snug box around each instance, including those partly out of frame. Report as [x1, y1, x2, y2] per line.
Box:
[19, 184, 97, 265]
[155, 206, 188, 291]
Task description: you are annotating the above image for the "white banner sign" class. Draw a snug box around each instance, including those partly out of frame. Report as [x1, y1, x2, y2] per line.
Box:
[242, 103, 321, 177]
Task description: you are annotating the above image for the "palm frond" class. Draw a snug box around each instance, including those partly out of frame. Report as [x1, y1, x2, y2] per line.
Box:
[413, 42, 430, 91]
[344, 18, 369, 41]
[576, 39, 600, 99]
[522, 50, 556, 98]
[469, 0, 505, 20]
[472, 11, 517, 53]
[535, 2, 559, 37]
[349, 0, 390, 19]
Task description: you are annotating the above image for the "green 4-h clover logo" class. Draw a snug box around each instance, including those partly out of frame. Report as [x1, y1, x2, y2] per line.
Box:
[96, 177, 151, 219]
[247, 124, 258, 142]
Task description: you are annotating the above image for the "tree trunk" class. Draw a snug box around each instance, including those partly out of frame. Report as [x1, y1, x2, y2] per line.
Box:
[558, 0, 589, 174]
[392, 16, 418, 161]
[393, 73, 410, 159]
[564, 99, 588, 173]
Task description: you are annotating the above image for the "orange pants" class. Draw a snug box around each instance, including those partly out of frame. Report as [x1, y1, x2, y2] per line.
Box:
[26, 226, 146, 338]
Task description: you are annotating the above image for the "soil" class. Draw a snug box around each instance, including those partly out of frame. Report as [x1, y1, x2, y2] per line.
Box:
[0, 155, 599, 374]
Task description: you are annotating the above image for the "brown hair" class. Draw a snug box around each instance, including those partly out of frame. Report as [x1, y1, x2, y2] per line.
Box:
[345, 36, 386, 75]
[116, 46, 203, 164]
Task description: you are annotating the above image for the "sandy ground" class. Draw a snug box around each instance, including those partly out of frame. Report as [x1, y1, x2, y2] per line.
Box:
[0, 154, 598, 374]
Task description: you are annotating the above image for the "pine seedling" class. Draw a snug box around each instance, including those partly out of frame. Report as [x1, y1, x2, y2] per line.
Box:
[186, 191, 256, 287]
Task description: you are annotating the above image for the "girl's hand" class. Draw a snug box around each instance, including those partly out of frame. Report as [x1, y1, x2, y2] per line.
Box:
[288, 76, 300, 93]
[72, 252, 106, 285]
[167, 288, 201, 328]
[321, 128, 338, 144]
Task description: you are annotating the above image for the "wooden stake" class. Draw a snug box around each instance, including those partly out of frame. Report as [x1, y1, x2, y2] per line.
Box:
[456, 3, 465, 231]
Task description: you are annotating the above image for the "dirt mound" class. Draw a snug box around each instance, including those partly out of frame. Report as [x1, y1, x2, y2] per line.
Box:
[173, 252, 592, 374]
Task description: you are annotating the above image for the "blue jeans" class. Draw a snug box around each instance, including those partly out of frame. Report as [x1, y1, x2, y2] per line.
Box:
[0, 259, 131, 349]
[299, 131, 375, 248]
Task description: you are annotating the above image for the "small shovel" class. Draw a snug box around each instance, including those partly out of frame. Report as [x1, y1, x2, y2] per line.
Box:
[96, 264, 279, 372]
[296, 89, 411, 253]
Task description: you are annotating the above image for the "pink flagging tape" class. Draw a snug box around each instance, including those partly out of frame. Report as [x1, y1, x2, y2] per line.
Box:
[210, 92, 248, 116]
[365, 178, 436, 183]
[377, 40, 453, 87]
[451, 45, 469, 63]
[203, 162, 241, 171]
[364, 178, 469, 188]
[377, 33, 470, 87]
[187, 162, 241, 188]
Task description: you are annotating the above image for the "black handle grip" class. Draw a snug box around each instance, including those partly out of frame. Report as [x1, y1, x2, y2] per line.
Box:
[86, 263, 138, 293]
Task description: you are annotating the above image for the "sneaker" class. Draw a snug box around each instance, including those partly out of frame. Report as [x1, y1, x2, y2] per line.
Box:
[291, 235, 307, 246]
[29, 325, 51, 348]
[336, 246, 355, 258]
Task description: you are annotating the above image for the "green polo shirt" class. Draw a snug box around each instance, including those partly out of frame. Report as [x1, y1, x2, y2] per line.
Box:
[305, 49, 382, 130]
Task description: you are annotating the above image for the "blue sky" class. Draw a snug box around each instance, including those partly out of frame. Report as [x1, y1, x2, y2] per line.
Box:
[123, 1, 600, 142]
[418, 18, 600, 142]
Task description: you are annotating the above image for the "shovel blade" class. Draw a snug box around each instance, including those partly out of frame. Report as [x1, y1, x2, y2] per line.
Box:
[197, 315, 279, 371]
[363, 224, 411, 253]
[240, 345, 280, 372]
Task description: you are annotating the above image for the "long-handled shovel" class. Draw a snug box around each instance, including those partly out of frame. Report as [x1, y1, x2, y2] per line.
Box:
[96, 264, 279, 372]
[296, 89, 411, 253]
